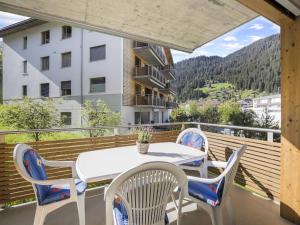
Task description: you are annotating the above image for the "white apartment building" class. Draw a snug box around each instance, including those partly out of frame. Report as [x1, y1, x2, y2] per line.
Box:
[0, 19, 176, 127]
[252, 94, 281, 127]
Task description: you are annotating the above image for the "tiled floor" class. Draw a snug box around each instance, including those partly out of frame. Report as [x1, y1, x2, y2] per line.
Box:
[0, 186, 292, 225]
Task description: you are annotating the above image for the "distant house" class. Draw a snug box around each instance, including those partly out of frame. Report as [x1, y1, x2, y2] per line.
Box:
[252, 94, 281, 127]
[0, 19, 176, 127]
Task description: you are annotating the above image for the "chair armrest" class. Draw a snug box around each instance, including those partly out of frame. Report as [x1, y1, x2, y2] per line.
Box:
[43, 159, 77, 178]
[207, 161, 227, 168]
[187, 171, 226, 184]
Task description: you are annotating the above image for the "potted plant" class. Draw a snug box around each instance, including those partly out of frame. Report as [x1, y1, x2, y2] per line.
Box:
[135, 127, 152, 154]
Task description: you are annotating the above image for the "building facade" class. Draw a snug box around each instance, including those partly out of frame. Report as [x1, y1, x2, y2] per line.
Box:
[0, 19, 176, 127]
[252, 94, 281, 127]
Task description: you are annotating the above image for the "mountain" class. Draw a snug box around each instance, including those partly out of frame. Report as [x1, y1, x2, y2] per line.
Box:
[175, 34, 280, 102]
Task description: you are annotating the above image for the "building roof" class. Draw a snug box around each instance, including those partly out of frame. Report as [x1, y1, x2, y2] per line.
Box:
[0, 18, 46, 37]
[0, 0, 257, 52]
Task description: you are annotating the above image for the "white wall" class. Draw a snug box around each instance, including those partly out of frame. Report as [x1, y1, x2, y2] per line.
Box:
[2, 22, 123, 127]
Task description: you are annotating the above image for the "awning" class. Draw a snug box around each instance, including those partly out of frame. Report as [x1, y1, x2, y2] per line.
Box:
[0, 0, 257, 52]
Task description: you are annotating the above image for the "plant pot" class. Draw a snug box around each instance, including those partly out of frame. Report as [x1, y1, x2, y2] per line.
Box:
[136, 141, 150, 154]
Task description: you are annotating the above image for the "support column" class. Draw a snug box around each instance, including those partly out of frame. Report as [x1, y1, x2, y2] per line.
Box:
[280, 18, 300, 224]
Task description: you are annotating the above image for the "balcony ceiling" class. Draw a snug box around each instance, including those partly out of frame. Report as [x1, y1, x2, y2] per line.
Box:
[0, 0, 257, 52]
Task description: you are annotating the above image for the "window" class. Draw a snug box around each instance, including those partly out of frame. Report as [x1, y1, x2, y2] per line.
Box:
[41, 30, 50, 44]
[90, 77, 105, 93]
[135, 112, 150, 124]
[90, 45, 106, 61]
[22, 85, 27, 97]
[23, 36, 27, 49]
[23, 61, 27, 74]
[61, 80, 71, 96]
[40, 83, 49, 97]
[61, 52, 71, 67]
[41, 56, 49, 71]
[135, 56, 141, 67]
[62, 26, 72, 39]
[61, 112, 72, 126]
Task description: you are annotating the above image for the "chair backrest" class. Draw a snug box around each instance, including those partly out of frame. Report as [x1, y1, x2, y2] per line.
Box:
[220, 145, 247, 202]
[176, 128, 209, 155]
[13, 143, 50, 204]
[105, 161, 188, 225]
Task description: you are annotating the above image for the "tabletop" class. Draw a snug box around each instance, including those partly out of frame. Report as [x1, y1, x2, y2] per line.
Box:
[76, 142, 206, 183]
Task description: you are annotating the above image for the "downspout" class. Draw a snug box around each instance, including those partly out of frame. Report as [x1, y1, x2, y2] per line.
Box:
[80, 28, 84, 125]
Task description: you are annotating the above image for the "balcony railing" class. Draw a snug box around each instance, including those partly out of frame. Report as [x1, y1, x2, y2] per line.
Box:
[135, 94, 166, 107]
[160, 64, 176, 80]
[159, 82, 176, 95]
[135, 65, 167, 88]
[166, 101, 178, 108]
[0, 122, 281, 207]
[133, 41, 167, 66]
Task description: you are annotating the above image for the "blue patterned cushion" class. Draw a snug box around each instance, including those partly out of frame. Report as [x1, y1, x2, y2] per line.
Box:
[40, 179, 87, 205]
[181, 159, 203, 167]
[180, 132, 205, 167]
[180, 132, 205, 150]
[23, 149, 87, 205]
[188, 151, 236, 207]
[113, 200, 169, 225]
[23, 149, 50, 204]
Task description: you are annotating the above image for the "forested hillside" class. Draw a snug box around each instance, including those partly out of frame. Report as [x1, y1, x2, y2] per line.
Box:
[175, 34, 280, 102]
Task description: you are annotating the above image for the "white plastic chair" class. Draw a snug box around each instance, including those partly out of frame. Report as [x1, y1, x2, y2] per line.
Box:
[176, 128, 209, 177]
[104, 161, 188, 225]
[13, 143, 87, 225]
[183, 145, 247, 225]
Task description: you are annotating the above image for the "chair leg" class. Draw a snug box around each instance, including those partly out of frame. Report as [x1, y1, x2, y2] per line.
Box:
[77, 194, 86, 225]
[210, 207, 223, 225]
[177, 190, 184, 225]
[33, 205, 46, 225]
[226, 201, 235, 225]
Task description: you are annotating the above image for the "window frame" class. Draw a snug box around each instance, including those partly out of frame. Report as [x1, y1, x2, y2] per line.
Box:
[61, 112, 72, 126]
[23, 60, 27, 74]
[62, 26, 72, 39]
[90, 45, 106, 62]
[41, 30, 50, 45]
[23, 36, 27, 49]
[61, 80, 72, 96]
[90, 77, 106, 93]
[61, 51, 72, 68]
[40, 83, 50, 97]
[22, 85, 27, 97]
[41, 56, 50, 71]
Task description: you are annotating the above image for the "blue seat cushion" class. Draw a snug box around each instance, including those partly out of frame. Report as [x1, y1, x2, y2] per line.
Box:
[23, 148, 87, 205]
[181, 159, 203, 167]
[40, 179, 87, 205]
[188, 180, 223, 207]
[180, 131, 205, 150]
[114, 200, 169, 225]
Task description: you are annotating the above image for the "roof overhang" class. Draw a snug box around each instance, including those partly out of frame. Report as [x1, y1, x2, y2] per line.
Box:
[0, 0, 257, 52]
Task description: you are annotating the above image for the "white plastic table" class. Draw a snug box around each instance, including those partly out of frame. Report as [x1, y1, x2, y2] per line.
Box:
[76, 142, 206, 183]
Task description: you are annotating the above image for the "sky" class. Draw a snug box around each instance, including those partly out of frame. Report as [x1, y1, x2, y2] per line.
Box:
[0, 12, 280, 62]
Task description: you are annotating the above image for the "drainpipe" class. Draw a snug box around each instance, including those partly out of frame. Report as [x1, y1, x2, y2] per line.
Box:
[80, 28, 84, 125]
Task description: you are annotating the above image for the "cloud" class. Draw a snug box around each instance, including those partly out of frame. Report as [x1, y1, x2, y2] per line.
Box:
[223, 36, 237, 41]
[0, 11, 28, 28]
[248, 35, 263, 42]
[249, 23, 264, 30]
[222, 43, 244, 50]
[272, 24, 280, 33]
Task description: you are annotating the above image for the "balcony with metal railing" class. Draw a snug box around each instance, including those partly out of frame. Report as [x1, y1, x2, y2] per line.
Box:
[160, 64, 176, 80]
[134, 65, 167, 89]
[133, 41, 167, 66]
[135, 94, 166, 108]
[159, 81, 176, 95]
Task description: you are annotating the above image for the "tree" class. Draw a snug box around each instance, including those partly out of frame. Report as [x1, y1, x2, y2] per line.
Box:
[81, 100, 121, 137]
[199, 103, 219, 123]
[170, 106, 188, 122]
[186, 100, 200, 121]
[0, 98, 61, 141]
[218, 101, 242, 124]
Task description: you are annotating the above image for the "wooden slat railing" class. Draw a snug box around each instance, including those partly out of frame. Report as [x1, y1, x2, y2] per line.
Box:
[0, 130, 280, 205]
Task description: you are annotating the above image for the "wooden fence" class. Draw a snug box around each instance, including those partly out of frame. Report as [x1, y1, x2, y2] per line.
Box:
[0, 130, 281, 205]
